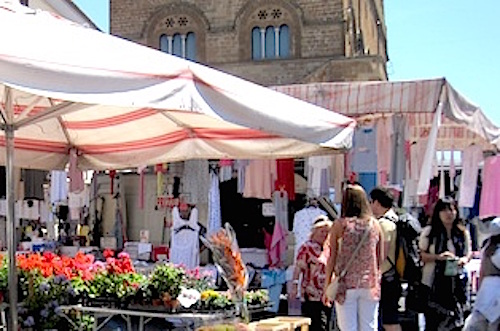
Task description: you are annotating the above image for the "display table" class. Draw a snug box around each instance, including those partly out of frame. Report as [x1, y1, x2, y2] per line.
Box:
[59, 305, 233, 331]
[248, 317, 311, 331]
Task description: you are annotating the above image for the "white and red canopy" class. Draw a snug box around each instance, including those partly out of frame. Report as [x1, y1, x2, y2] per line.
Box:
[0, 2, 356, 171]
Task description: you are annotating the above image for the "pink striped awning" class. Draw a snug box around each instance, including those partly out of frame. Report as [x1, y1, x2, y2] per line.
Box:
[272, 79, 500, 151]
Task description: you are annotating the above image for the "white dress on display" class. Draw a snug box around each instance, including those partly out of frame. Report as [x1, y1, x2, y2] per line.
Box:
[170, 206, 200, 269]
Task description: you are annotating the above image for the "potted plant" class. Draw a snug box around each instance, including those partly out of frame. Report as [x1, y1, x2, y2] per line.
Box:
[0, 255, 7, 302]
[148, 264, 186, 309]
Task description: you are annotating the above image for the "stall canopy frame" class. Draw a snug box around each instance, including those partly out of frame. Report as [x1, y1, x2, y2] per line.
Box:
[0, 2, 357, 328]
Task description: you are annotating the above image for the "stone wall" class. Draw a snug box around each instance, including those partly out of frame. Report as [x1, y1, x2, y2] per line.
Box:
[109, 0, 388, 84]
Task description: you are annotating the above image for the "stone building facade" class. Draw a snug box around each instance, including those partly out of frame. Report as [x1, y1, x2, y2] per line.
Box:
[110, 0, 388, 86]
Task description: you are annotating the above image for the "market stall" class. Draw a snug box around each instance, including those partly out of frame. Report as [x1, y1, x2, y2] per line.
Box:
[273, 79, 500, 212]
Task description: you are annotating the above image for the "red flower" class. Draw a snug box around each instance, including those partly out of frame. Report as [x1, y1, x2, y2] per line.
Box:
[103, 249, 115, 259]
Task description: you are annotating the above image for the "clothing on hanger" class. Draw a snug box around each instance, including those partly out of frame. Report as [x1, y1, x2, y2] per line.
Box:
[170, 206, 200, 269]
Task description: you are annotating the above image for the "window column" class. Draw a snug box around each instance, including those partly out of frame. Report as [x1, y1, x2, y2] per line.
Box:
[274, 26, 280, 57]
[181, 34, 187, 59]
[260, 28, 266, 59]
[167, 36, 173, 54]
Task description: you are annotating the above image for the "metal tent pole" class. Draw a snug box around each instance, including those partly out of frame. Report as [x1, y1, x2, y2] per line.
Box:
[6, 125, 18, 331]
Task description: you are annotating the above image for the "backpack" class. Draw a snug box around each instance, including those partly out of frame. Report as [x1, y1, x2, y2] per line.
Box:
[390, 212, 423, 284]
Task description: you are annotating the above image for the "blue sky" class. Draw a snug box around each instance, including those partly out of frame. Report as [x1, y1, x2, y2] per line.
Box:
[74, 0, 500, 126]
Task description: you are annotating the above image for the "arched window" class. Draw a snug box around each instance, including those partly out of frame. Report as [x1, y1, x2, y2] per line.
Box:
[159, 32, 197, 61]
[251, 27, 261, 60]
[279, 25, 290, 58]
[251, 24, 290, 60]
[186, 32, 196, 61]
[160, 34, 170, 53]
[265, 26, 275, 59]
[172, 33, 183, 57]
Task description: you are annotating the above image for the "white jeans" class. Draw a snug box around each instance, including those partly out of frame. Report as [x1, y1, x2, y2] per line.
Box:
[335, 288, 379, 331]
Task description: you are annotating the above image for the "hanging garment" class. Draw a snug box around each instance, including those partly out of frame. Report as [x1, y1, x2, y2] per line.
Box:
[376, 116, 393, 185]
[170, 206, 200, 269]
[275, 159, 295, 200]
[68, 187, 89, 221]
[479, 155, 500, 219]
[273, 190, 288, 231]
[268, 221, 287, 268]
[243, 160, 276, 199]
[183, 160, 210, 204]
[23, 169, 46, 200]
[234, 160, 250, 194]
[390, 115, 407, 185]
[403, 140, 427, 207]
[417, 109, 442, 196]
[307, 156, 332, 197]
[459, 144, 483, 208]
[23, 199, 40, 220]
[358, 172, 377, 195]
[218, 159, 233, 182]
[351, 125, 378, 173]
[137, 166, 147, 209]
[208, 171, 221, 236]
[113, 206, 124, 250]
[68, 149, 84, 193]
[50, 170, 68, 204]
[331, 154, 345, 203]
[439, 150, 446, 198]
[292, 206, 326, 262]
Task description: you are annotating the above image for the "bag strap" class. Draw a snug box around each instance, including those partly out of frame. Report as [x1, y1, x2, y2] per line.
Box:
[338, 218, 373, 278]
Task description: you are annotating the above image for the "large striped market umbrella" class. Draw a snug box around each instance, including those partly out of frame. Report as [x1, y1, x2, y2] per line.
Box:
[0, 3, 355, 171]
[0, 1, 355, 327]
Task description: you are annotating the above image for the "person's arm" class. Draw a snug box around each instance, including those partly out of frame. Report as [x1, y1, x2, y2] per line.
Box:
[375, 221, 385, 268]
[324, 221, 342, 286]
[419, 226, 445, 263]
[458, 229, 473, 266]
[290, 247, 307, 298]
[322, 220, 342, 306]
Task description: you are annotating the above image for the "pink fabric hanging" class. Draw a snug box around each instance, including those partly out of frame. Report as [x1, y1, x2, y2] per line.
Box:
[265, 222, 287, 268]
[479, 155, 500, 219]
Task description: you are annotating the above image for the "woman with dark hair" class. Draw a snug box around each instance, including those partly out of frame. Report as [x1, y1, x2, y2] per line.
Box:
[419, 196, 472, 331]
[323, 184, 384, 331]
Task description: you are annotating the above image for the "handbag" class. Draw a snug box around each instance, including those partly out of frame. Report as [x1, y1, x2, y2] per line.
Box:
[444, 258, 459, 276]
[325, 219, 373, 301]
[405, 282, 430, 313]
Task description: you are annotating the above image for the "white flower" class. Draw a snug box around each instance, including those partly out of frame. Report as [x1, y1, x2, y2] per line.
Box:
[177, 286, 201, 308]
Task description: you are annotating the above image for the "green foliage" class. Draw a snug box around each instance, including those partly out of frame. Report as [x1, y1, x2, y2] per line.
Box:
[184, 268, 216, 292]
[244, 289, 269, 306]
[148, 264, 186, 299]
[18, 273, 77, 330]
[85, 271, 146, 303]
[0, 256, 7, 293]
[199, 290, 235, 310]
